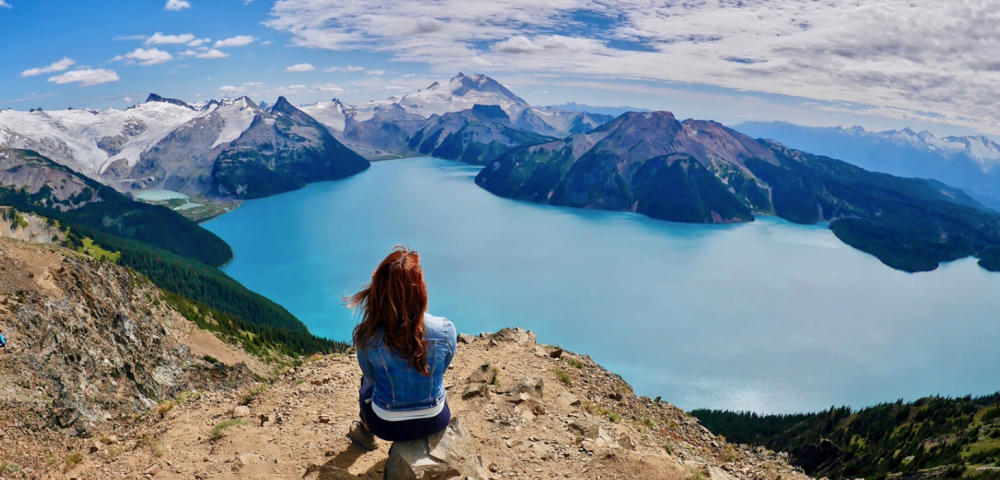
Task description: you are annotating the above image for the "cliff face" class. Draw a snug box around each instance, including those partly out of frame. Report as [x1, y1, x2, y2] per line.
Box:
[0, 237, 251, 452]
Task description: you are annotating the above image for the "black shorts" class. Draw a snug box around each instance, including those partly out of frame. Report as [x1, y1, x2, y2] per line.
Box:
[358, 380, 450, 442]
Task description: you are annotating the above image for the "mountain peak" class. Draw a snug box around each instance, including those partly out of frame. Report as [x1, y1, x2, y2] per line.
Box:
[145, 94, 192, 109]
[270, 96, 297, 115]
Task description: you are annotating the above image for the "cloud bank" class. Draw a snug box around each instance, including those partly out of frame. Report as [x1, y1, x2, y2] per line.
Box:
[265, 0, 1000, 133]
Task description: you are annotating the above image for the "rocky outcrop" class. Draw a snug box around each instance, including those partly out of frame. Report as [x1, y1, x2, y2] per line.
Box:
[0, 237, 250, 443]
[0, 207, 63, 244]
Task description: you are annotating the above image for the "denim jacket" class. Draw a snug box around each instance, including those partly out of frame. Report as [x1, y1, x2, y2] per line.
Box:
[356, 313, 457, 412]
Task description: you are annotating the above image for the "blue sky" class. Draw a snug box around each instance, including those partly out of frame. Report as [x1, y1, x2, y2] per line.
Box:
[2, 0, 997, 138]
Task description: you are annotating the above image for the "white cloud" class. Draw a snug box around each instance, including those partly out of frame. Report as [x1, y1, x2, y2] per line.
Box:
[165, 0, 190, 11]
[285, 63, 315, 72]
[324, 65, 365, 72]
[178, 50, 198, 56]
[365, 70, 385, 75]
[219, 82, 264, 95]
[214, 35, 256, 48]
[47, 69, 120, 87]
[268, 84, 309, 95]
[196, 49, 229, 59]
[123, 48, 174, 66]
[187, 38, 211, 47]
[114, 34, 149, 41]
[22, 58, 75, 77]
[123, 96, 133, 103]
[314, 84, 346, 93]
[493, 35, 605, 55]
[0, 1, 10, 8]
[260, 41, 272, 46]
[264, 0, 1000, 135]
[146, 32, 195, 45]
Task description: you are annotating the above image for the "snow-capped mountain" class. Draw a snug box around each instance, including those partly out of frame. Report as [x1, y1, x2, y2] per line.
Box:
[396, 73, 529, 119]
[734, 121, 1000, 202]
[0, 94, 368, 200]
[0, 95, 260, 181]
[300, 73, 614, 138]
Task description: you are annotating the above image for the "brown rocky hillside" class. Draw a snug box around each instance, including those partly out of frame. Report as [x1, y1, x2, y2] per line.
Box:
[0, 236, 811, 480]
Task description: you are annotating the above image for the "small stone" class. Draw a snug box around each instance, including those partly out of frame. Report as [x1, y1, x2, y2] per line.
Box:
[458, 333, 475, 344]
[310, 379, 323, 386]
[555, 392, 581, 408]
[318, 414, 331, 424]
[549, 348, 564, 359]
[90, 441, 104, 453]
[106, 435, 120, 445]
[232, 406, 251, 418]
[462, 383, 488, 399]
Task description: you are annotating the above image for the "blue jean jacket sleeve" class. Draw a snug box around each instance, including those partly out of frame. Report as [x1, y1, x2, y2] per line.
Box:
[357, 348, 377, 387]
[444, 320, 457, 370]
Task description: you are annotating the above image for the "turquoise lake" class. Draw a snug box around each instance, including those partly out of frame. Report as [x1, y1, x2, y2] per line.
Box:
[203, 157, 1000, 413]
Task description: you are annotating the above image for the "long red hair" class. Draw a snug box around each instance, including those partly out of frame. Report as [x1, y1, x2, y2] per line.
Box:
[348, 246, 430, 375]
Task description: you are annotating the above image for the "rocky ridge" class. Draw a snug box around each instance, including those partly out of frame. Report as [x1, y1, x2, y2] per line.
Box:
[1, 322, 812, 480]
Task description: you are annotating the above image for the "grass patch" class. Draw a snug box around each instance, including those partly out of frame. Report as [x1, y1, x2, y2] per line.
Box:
[684, 465, 707, 480]
[584, 401, 621, 423]
[137, 434, 168, 457]
[156, 401, 176, 418]
[567, 358, 585, 369]
[202, 355, 219, 364]
[1, 462, 22, 473]
[295, 379, 305, 385]
[177, 390, 201, 405]
[210, 418, 247, 441]
[64, 452, 83, 473]
[491, 367, 501, 388]
[77, 237, 120, 262]
[552, 368, 572, 384]
[240, 385, 269, 406]
[723, 444, 738, 462]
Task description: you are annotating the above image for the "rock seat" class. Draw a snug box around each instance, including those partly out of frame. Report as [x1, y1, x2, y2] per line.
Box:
[384, 417, 488, 480]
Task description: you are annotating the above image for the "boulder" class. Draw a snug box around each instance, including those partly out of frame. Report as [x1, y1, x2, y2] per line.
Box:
[457, 334, 475, 344]
[548, 348, 564, 359]
[384, 417, 488, 480]
[232, 406, 251, 418]
[467, 364, 495, 385]
[489, 327, 536, 347]
[508, 377, 544, 402]
[569, 419, 600, 440]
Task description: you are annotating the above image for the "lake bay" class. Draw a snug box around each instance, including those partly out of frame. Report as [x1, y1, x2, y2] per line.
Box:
[204, 157, 1000, 413]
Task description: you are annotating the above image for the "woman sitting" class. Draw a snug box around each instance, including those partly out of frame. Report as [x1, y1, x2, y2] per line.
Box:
[346, 246, 457, 450]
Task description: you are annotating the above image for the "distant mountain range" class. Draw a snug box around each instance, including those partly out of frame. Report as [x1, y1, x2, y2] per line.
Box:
[476, 112, 1000, 273]
[3, 74, 1000, 273]
[734, 122, 1000, 207]
[544, 102, 652, 117]
[0, 73, 612, 201]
